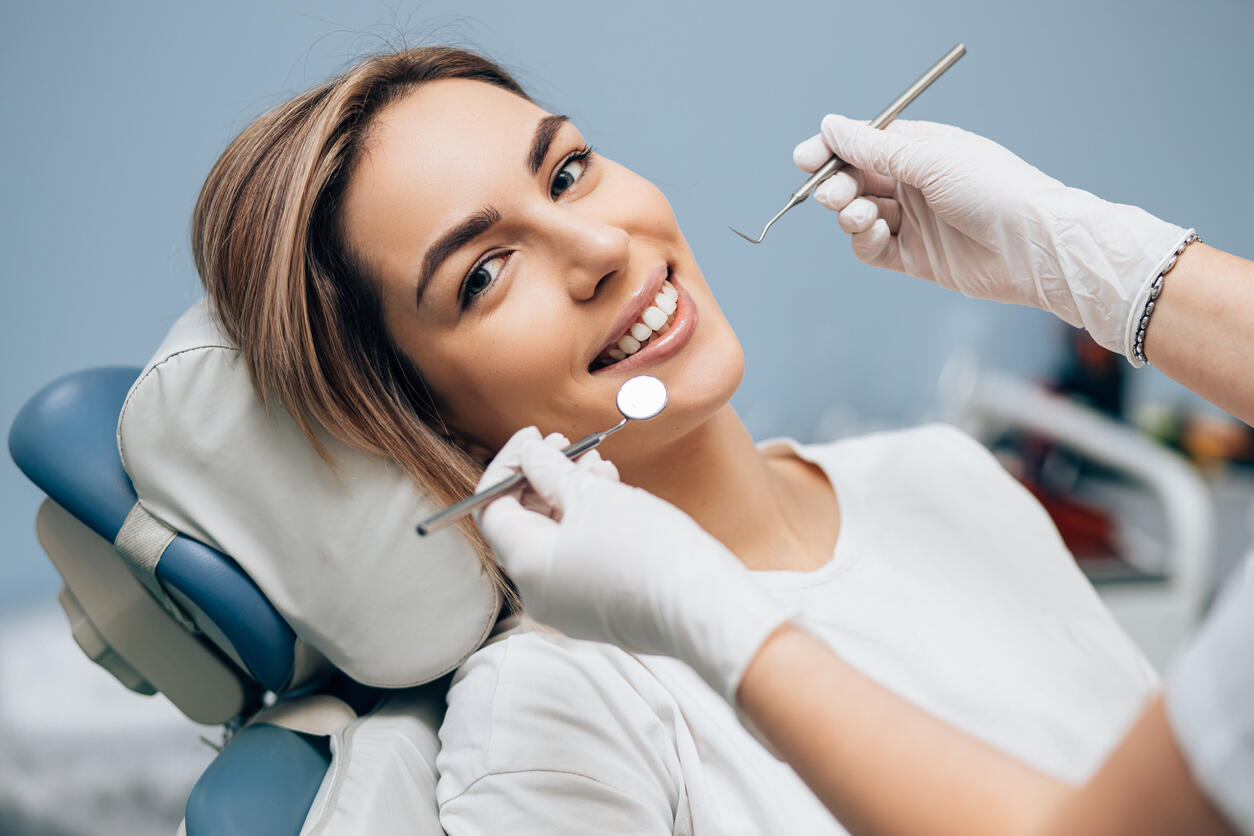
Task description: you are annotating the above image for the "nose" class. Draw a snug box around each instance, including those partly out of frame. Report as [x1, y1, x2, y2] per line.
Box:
[552, 212, 630, 302]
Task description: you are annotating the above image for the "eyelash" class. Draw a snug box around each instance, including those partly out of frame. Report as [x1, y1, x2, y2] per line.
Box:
[458, 145, 597, 310]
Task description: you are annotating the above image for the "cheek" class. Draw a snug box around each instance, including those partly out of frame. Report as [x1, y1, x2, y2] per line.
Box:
[402, 302, 580, 447]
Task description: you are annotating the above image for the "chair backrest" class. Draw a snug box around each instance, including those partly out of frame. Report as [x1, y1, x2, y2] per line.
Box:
[12, 365, 455, 835]
[11, 300, 491, 836]
[10, 366, 320, 720]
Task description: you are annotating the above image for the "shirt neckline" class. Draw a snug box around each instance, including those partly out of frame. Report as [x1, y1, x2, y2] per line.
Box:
[751, 436, 862, 588]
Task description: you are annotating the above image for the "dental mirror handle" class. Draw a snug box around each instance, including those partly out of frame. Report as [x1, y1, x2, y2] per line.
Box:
[416, 418, 630, 536]
[795, 43, 966, 202]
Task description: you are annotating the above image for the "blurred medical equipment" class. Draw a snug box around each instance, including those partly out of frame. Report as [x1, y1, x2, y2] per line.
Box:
[941, 363, 1216, 669]
[729, 42, 965, 244]
[10, 300, 496, 835]
[417, 374, 668, 535]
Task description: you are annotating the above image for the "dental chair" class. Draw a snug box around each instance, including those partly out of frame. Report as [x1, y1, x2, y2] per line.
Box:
[9, 301, 502, 834]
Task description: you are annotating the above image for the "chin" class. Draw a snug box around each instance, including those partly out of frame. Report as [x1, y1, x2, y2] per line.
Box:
[662, 327, 745, 435]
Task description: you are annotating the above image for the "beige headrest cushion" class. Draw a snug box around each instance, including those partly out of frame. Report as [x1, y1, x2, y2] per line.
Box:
[117, 300, 499, 687]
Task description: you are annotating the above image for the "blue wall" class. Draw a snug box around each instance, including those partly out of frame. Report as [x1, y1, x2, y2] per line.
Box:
[3, 0, 1252, 613]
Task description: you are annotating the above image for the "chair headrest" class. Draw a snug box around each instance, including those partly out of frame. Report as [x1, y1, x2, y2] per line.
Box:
[117, 301, 500, 688]
[10, 367, 299, 692]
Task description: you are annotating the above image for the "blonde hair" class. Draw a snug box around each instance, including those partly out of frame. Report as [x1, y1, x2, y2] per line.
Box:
[191, 46, 527, 605]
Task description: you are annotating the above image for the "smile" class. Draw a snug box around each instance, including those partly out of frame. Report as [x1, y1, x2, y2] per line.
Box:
[589, 271, 697, 374]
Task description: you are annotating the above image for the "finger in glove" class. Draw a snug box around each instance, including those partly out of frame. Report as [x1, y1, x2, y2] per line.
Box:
[851, 217, 894, 262]
[477, 425, 543, 492]
[792, 132, 829, 173]
[515, 438, 618, 518]
[837, 196, 880, 234]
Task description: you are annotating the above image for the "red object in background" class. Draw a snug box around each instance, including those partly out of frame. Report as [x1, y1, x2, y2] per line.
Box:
[1018, 478, 1119, 561]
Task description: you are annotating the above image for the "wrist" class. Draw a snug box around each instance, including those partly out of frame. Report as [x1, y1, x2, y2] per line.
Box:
[676, 568, 797, 705]
[1123, 229, 1200, 367]
[731, 620, 806, 759]
[1047, 194, 1191, 358]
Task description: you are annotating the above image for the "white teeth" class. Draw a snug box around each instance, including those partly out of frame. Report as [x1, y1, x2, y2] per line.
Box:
[654, 291, 677, 316]
[596, 279, 681, 369]
[641, 306, 667, 330]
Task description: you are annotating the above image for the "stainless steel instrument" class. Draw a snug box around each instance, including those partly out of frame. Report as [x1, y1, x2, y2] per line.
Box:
[416, 375, 669, 536]
[730, 43, 966, 245]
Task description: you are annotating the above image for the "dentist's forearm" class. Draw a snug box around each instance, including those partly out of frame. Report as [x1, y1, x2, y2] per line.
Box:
[736, 623, 1065, 836]
[1027, 695, 1235, 836]
[1141, 243, 1254, 426]
[736, 624, 1236, 836]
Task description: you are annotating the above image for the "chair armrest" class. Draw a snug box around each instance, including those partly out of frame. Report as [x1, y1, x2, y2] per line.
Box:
[185, 723, 329, 836]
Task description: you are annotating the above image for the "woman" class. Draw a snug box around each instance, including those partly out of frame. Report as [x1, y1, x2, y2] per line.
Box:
[194, 46, 1157, 833]
[479, 116, 1254, 835]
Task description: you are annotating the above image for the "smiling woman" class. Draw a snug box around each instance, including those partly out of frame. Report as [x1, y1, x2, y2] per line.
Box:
[192, 48, 542, 604]
[336, 75, 741, 468]
[192, 45, 1161, 834]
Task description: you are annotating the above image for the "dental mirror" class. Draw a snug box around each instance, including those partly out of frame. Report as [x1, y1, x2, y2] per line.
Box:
[417, 375, 668, 536]
[614, 374, 669, 422]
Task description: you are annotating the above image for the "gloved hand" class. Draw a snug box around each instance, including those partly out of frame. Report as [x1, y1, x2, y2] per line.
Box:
[794, 115, 1195, 366]
[475, 426, 796, 704]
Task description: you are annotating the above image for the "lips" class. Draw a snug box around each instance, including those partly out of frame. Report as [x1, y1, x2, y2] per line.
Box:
[589, 264, 669, 369]
[589, 270, 697, 375]
[589, 275, 678, 370]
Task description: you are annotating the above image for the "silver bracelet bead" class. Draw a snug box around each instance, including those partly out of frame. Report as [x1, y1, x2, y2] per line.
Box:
[1132, 231, 1200, 365]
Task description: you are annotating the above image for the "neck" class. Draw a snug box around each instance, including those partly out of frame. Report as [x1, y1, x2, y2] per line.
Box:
[613, 405, 833, 571]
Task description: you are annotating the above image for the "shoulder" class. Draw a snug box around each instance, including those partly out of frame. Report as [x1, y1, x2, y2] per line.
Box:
[792, 423, 1059, 536]
[802, 423, 1009, 488]
[437, 629, 682, 808]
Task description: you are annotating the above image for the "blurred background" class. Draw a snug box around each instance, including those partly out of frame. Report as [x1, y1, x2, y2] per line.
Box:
[3, 1, 1253, 833]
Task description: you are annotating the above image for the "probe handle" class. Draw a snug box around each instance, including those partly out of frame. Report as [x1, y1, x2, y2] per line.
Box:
[793, 42, 966, 202]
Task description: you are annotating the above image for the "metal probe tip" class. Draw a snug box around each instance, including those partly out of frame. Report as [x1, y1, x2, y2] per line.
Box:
[730, 42, 965, 245]
[729, 196, 803, 244]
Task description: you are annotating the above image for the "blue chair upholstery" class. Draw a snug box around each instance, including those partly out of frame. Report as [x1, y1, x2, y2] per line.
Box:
[186, 723, 330, 836]
[10, 367, 298, 691]
[10, 367, 339, 834]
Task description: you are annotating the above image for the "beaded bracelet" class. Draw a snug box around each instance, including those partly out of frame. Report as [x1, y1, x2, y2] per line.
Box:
[1132, 231, 1201, 365]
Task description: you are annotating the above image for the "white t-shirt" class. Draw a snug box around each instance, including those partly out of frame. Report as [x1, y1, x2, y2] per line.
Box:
[436, 425, 1160, 834]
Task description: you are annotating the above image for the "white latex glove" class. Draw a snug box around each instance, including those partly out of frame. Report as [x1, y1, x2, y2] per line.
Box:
[475, 426, 797, 704]
[794, 115, 1195, 366]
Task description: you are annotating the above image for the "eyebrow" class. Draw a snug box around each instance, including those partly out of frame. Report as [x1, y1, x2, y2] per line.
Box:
[415, 113, 571, 310]
[528, 114, 569, 175]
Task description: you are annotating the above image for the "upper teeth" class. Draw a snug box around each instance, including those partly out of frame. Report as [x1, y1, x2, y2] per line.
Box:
[612, 280, 678, 358]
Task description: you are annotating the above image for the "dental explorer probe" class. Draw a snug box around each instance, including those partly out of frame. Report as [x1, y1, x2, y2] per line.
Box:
[417, 375, 669, 536]
[729, 42, 966, 245]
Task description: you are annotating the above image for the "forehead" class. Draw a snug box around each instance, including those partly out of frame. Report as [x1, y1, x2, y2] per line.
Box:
[344, 79, 547, 249]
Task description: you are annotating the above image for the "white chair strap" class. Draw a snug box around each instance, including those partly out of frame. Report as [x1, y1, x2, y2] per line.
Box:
[114, 502, 198, 633]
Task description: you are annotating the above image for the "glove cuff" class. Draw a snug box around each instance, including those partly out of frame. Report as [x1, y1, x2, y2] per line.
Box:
[677, 570, 799, 707]
[1122, 229, 1200, 367]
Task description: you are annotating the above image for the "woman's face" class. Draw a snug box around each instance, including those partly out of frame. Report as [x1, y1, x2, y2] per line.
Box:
[341, 79, 743, 464]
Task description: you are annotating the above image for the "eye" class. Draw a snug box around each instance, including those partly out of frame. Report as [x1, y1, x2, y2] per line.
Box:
[550, 148, 592, 199]
[460, 253, 507, 308]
